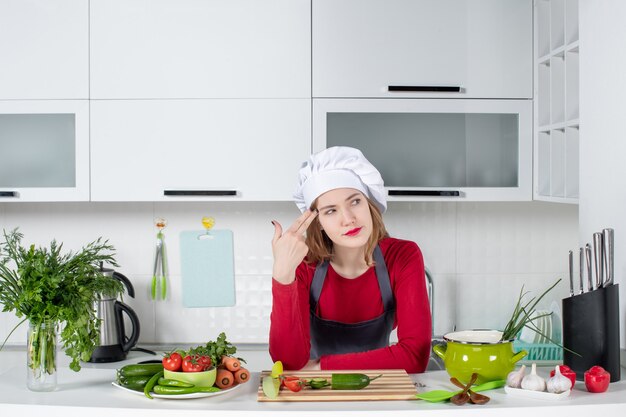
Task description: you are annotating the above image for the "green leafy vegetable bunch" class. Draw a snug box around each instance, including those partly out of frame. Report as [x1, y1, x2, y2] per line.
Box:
[0, 228, 124, 372]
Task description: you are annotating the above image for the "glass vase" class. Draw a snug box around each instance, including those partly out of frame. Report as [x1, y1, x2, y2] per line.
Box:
[26, 319, 58, 392]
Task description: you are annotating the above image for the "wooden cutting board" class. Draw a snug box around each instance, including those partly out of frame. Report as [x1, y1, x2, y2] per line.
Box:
[257, 369, 417, 402]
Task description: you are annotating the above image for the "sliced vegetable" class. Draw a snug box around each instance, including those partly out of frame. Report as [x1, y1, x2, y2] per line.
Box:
[308, 378, 330, 389]
[118, 363, 164, 378]
[262, 376, 281, 399]
[270, 360, 283, 378]
[157, 377, 194, 388]
[331, 373, 382, 390]
[216, 368, 234, 389]
[143, 370, 164, 399]
[153, 385, 221, 395]
[283, 376, 304, 392]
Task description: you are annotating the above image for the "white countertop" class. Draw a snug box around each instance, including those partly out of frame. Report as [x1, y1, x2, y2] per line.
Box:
[1, 346, 625, 417]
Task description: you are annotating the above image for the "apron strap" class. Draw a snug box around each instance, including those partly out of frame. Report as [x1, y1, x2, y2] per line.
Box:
[309, 260, 329, 312]
[373, 246, 395, 312]
[309, 245, 395, 313]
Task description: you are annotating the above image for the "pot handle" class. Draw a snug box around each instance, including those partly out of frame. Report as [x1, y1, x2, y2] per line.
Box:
[510, 350, 528, 364]
[432, 344, 447, 360]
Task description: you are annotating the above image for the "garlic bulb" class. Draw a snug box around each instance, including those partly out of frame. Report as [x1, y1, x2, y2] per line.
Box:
[521, 363, 546, 391]
[547, 365, 572, 393]
[506, 364, 526, 388]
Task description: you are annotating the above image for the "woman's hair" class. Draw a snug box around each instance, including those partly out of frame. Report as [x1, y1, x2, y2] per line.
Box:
[305, 196, 389, 265]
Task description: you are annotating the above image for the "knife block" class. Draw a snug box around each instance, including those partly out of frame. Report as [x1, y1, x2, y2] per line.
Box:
[562, 284, 620, 382]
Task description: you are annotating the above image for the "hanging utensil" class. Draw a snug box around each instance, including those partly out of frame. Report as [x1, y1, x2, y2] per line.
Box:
[593, 232, 604, 290]
[151, 218, 168, 300]
[602, 228, 614, 287]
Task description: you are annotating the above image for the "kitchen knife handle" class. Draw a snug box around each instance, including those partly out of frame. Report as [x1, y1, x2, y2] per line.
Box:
[585, 243, 593, 292]
[568, 250, 574, 297]
[164, 190, 237, 196]
[603, 228, 614, 287]
[0, 191, 18, 197]
[388, 190, 460, 197]
[388, 85, 462, 92]
[593, 232, 604, 290]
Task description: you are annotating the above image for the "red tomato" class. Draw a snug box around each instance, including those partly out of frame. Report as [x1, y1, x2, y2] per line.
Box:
[283, 376, 304, 392]
[549, 365, 577, 390]
[584, 365, 610, 393]
[197, 355, 212, 370]
[182, 355, 206, 372]
[162, 352, 182, 372]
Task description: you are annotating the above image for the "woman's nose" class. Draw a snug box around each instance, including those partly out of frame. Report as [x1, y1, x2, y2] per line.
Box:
[341, 208, 356, 225]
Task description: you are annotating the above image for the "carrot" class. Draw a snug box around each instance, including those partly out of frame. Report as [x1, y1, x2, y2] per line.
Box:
[216, 368, 234, 389]
[233, 367, 250, 384]
[220, 355, 241, 372]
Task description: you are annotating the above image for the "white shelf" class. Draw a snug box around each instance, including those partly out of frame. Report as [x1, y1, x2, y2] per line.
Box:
[534, 0, 580, 204]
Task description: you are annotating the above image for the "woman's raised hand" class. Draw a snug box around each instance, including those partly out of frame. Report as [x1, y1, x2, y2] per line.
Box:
[271, 210, 318, 285]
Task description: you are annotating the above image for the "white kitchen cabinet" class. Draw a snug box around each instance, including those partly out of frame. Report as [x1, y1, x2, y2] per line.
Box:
[313, 0, 532, 99]
[313, 99, 533, 201]
[90, 100, 311, 201]
[0, 100, 90, 202]
[534, 0, 579, 203]
[90, 0, 310, 99]
[0, 0, 88, 99]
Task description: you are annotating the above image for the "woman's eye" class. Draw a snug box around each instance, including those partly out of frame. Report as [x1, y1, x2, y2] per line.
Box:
[324, 209, 335, 215]
[351, 198, 361, 206]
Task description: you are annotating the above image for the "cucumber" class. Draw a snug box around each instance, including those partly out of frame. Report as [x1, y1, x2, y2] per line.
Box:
[117, 375, 152, 391]
[331, 373, 382, 390]
[117, 363, 164, 378]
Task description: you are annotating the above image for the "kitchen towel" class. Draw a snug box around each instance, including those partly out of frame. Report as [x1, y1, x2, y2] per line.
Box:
[180, 229, 235, 307]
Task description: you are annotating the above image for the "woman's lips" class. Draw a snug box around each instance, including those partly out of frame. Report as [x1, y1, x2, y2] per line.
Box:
[344, 227, 362, 237]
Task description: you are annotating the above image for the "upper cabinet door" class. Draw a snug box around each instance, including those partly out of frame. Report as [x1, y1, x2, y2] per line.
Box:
[90, 0, 311, 99]
[313, 0, 532, 99]
[0, 0, 89, 99]
[0, 100, 90, 202]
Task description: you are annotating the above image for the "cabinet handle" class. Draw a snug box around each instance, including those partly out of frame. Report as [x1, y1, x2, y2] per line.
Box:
[388, 190, 460, 197]
[164, 190, 237, 196]
[0, 191, 18, 197]
[388, 86, 461, 93]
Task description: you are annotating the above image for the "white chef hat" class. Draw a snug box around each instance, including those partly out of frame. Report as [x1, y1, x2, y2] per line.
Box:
[293, 146, 387, 213]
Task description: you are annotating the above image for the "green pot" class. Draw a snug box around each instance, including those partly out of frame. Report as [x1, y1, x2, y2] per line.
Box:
[433, 330, 527, 385]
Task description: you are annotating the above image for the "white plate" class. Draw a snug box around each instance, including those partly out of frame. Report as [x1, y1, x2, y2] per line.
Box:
[504, 385, 570, 400]
[111, 381, 242, 399]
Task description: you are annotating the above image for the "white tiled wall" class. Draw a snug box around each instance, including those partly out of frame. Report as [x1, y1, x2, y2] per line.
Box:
[0, 201, 577, 346]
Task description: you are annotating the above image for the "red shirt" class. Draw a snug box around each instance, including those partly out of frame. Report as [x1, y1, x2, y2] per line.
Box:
[269, 237, 431, 373]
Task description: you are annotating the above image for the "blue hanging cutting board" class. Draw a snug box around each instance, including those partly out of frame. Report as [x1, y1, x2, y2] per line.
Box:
[179, 229, 235, 307]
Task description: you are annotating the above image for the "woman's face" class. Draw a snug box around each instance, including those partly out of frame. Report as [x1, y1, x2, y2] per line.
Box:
[314, 188, 373, 249]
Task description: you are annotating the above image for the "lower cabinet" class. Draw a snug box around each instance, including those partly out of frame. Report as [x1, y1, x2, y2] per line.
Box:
[90, 100, 311, 201]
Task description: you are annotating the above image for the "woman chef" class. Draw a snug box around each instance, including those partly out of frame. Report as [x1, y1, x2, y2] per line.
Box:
[269, 147, 431, 373]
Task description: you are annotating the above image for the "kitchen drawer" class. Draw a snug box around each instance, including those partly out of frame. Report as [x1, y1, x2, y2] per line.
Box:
[313, 0, 532, 99]
[90, 99, 311, 201]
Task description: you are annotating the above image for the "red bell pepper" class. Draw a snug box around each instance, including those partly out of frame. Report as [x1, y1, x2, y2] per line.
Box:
[584, 365, 610, 393]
